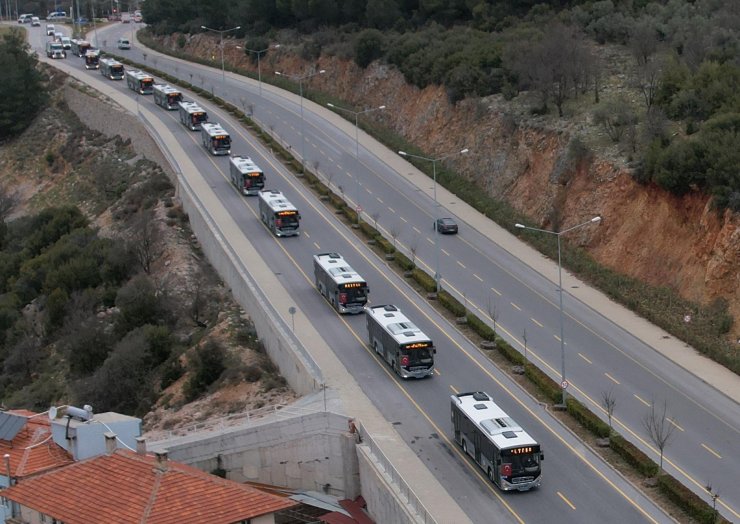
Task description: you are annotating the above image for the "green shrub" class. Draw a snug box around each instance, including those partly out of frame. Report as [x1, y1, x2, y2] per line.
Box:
[359, 221, 378, 241]
[329, 193, 345, 210]
[657, 474, 728, 524]
[566, 398, 610, 438]
[395, 252, 414, 272]
[343, 207, 358, 224]
[467, 314, 496, 341]
[184, 340, 226, 401]
[377, 237, 395, 255]
[439, 290, 466, 317]
[412, 268, 436, 293]
[524, 362, 560, 402]
[609, 435, 659, 477]
[354, 29, 385, 68]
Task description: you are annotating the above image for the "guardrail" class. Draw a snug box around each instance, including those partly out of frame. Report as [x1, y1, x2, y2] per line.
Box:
[356, 421, 437, 524]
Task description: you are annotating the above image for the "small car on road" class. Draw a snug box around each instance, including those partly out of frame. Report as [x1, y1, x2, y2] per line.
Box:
[434, 217, 459, 234]
[31, 17, 41, 26]
[117, 37, 131, 50]
[46, 23, 55, 36]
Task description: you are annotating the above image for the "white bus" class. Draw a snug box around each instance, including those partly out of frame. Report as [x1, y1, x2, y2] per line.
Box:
[70, 39, 91, 57]
[451, 391, 543, 491]
[152, 84, 183, 110]
[200, 122, 231, 156]
[84, 50, 100, 70]
[125, 70, 154, 95]
[178, 101, 208, 131]
[313, 253, 369, 314]
[229, 155, 265, 196]
[99, 58, 124, 80]
[258, 190, 300, 237]
[365, 304, 435, 378]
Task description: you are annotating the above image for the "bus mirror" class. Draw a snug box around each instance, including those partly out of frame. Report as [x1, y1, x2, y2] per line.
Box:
[433, 348, 437, 354]
[540, 453, 544, 461]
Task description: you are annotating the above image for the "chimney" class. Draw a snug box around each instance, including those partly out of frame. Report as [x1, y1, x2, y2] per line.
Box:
[154, 450, 168, 471]
[135, 437, 147, 456]
[104, 432, 117, 454]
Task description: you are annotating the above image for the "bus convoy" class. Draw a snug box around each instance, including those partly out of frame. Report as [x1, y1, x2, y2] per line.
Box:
[366, 304, 436, 379]
[451, 392, 543, 491]
[74, 45, 543, 490]
[200, 122, 231, 156]
[178, 101, 208, 131]
[229, 155, 265, 196]
[152, 84, 183, 110]
[258, 190, 301, 237]
[126, 70, 155, 95]
[313, 253, 368, 314]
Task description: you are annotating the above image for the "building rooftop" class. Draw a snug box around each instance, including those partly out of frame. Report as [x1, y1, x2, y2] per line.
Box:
[0, 410, 73, 479]
[2, 448, 298, 523]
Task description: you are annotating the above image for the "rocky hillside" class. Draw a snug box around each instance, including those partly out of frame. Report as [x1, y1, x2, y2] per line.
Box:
[156, 32, 739, 344]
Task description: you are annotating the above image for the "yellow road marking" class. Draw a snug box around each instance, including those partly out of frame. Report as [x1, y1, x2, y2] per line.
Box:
[578, 353, 592, 364]
[668, 418, 684, 432]
[376, 197, 384, 204]
[558, 491, 576, 510]
[491, 287, 502, 296]
[456, 260, 466, 269]
[426, 237, 434, 245]
[441, 248, 450, 256]
[388, 207, 395, 213]
[474, 274, 483, 282]
[434, 368, 441, 376]
[313, 241, 320, 250]
[412, 226, 420, 234]
[604, 373, 620, 385]
[400, 216, 407, 222]
[450, 385, 459, 394]
[511, 302, 521, 311]
[530, 318, 543, 328]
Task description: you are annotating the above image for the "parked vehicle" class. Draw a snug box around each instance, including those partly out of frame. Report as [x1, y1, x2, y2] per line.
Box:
[46, 11, 67, 21]
[17, 13, 34, 24]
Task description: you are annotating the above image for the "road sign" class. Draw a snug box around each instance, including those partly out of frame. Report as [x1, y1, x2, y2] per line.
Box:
[561, 380, 569, 390]
[356, 206, 362, 214]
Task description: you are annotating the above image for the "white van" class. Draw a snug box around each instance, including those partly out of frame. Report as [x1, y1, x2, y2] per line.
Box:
[117, 37, 131, 49]
[46, 24, 55, 36]
[46, 11, 67, 20]
[61, 36, 71, 50]
[17, 13, 34, 24]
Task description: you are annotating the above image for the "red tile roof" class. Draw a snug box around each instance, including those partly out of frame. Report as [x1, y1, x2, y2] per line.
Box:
[0, 410, 73, 478]
[2, 449, 297, 523]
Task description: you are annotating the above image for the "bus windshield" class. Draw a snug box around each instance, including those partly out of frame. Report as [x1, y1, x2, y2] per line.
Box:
[167, 93, 182, 105]
[211, 136, 230, 151]
[275, 211, 298, 229]
[339, 283, 368, 305]
[501, 448, 541, 475]
[141, 79, 154, 90]
[191, 112, 207, 125]
[400, 343, 434, 367]
[112, 65, 123, 74]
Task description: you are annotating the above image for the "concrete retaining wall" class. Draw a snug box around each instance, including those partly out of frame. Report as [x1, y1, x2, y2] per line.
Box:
[149, 411, 361, 500]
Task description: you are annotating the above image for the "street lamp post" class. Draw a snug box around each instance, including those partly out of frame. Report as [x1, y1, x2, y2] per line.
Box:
[275, 69, 326, 173]
[246, 44, 280, 97]
[326, 102, 386, 223]
[398, 148, 469, 293]
[200, 25, 241, 94]
[515, 216, 602, 407]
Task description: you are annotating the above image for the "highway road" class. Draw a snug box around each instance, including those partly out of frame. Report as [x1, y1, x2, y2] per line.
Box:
[27, 22, 729, 523]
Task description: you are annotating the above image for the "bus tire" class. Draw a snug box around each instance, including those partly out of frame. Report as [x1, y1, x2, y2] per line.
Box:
[462, 440, 467, 454]
[488, 467, 494, 482]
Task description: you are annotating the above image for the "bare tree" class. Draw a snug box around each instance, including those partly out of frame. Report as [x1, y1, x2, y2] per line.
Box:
[409, 242, 418, 267]
[601, 389, 617, 435]
[629, 19, 659, 67]
[642, 400, 677, 473]
[593, 97, 638, 143]
[389, 226, 399, 249]
[130, 212, 162, 275]
[487, 296, 499, 345]
[188, 274, 209, 327]
[705, 484, 721, 524]
[522, 328, 528, 367]
[635, 57, 662, 111]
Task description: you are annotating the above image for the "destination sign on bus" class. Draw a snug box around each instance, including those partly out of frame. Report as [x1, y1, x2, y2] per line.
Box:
[277, 210, 297, 216]
[404, 342, 432, 350]
[342, 282, 364, 289]
[508, 447, 536, 455]
[214, 135, 228, 140]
